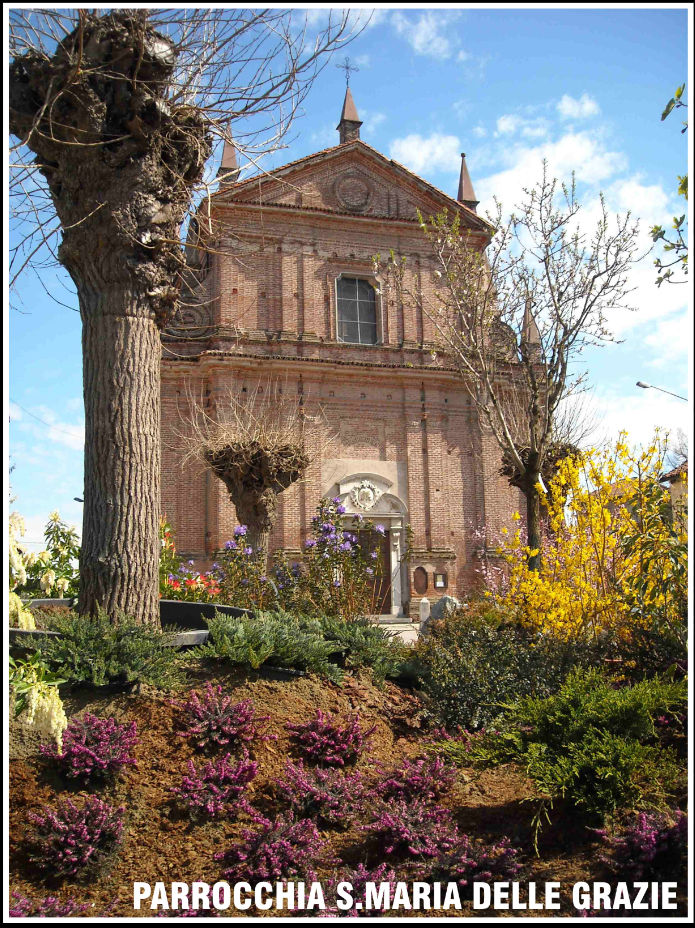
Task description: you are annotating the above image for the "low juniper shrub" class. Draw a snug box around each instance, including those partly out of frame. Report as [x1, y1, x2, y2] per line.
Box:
[427, 834, 522, 893]
[170, 752, 257, 821]
[363, 799, 459, 859]
[287, 709, 375, 767]
[374, 755, 457, 803]
[273, 761, 367, 828]
[215, 813, 332, 885]
[40, 712, 138, 782]
[595, 810, 687, 880]
[27, 794, 125, 879]
[9, 891, 90, 917]
[177, 684, 272, 753]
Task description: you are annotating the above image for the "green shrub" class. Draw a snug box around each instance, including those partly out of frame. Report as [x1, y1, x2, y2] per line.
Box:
[412, 606, 593, 730]
[317, 615, 410, 682]
[439, 668, 687, 834]
[31, 609, 183, 689]
[505, 667, 687, 748]
[194, 609, 344, 683]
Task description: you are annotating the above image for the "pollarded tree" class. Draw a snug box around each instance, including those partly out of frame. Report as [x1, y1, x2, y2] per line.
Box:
[180, 381, 336, 570]
[9, 9, 357, 623]
[378, 164, 639, 568]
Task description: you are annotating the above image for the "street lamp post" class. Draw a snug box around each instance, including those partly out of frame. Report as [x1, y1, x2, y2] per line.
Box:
[636, 381, 687, 402]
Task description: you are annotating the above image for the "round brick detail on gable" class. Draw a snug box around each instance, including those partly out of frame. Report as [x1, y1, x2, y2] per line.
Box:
[334, 172, 372, 212]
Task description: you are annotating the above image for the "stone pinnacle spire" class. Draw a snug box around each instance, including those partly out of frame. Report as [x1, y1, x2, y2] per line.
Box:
[217, 138, 240, 185]
[337, 87, 362, 144]
[457, 152, 478, 212]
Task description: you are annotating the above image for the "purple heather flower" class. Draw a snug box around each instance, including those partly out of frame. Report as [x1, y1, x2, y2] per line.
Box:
[332, 496, 342, 505]
[333, 579, 342, 588]
[224, 540, 238, 550]
[305, 539, 317, 548]
[336, 504, 347, 515]
[366, 568, 374, 576]
[188, 559, 195, 566]
[243, 546, 253, 556]
[234, 525, 248, 537]
[370, 551, 378, 559]
[375, 524, 386, 535]
[339, 541, 352, 552]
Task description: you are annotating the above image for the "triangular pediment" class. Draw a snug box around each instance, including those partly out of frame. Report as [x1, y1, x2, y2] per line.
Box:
[216, 141, 490, 233]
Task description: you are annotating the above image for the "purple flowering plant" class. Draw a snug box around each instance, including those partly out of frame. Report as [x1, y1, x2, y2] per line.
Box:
[287, 709, 375, 767]
[9, 891, 91, 917]
[274, 497, 390, 619]
[177, 684, 272, 753]
[273, 760, 367, 827]
[40, 712, 138, 782]
[27, 794, 125, 879]
[426, 833, 522, 893]
[215, 813, 332, 885]
[595, 810, 687, 880]
[373, 754, 457, 803]
[170, 751, 257, 820]
[363, 798, 459, 859]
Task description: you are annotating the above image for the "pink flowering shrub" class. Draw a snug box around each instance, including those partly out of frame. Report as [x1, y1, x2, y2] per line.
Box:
[427, 834, 522, 892]
[28, 794, 125, 879]
[170, 752, 257, 820]
[595, 810, 687, 879]
[287, 709, 375, 767]
[40, 713, 138, 781]
[177, 685, 271, 752]
[9, 891, 90, 917]
[363, 799, 459, 859]
[274, 761, 367, 828]
[310, 863, 399, 918]
[215, 813, 331, 884]
[373, 755, 457, 803]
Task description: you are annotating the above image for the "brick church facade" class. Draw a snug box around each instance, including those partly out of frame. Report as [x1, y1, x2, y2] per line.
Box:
[160, 88, 523, 619]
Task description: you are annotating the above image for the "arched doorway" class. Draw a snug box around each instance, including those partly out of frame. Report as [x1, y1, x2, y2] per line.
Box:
[330, 474, 409, 617]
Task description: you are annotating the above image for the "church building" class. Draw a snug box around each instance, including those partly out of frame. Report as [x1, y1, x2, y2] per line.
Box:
[160, 87, 523, 620]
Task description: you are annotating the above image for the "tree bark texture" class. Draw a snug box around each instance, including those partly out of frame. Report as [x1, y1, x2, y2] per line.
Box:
[80, 290, 161, 622]
[204, 442, 310, 572]
[9, 12, 211, 623]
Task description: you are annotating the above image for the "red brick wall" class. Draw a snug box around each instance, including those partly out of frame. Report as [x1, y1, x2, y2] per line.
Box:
[161, 150, 524, 613]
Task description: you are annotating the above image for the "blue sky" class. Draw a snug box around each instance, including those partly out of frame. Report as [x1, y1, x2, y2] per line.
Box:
[7, 4, 691, 548]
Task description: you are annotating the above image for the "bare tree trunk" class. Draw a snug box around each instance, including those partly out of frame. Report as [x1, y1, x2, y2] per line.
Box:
[79, 285, 161, 623]
[524, 468, 542, 572]
[233, 490, 277, 571]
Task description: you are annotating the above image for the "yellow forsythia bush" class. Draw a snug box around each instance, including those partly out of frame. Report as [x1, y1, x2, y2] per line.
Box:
[490, 432, 687, 641]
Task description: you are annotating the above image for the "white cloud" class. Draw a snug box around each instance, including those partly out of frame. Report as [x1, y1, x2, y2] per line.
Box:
[361, 110, 386, 136]
[496, 114, 521, 136]
[389, 132, 461, 175]
[391, 11, 463, 60]
[472, 125, 487, 139]
[592, 386, 690, 448]
[12, 403, 85, 451]
[557, 93, 600, 120]
[476, 131, 628, 212]
[642, 310, 691, 369]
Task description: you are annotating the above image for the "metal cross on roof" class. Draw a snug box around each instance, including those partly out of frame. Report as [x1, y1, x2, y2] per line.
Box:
[337, 56, 359, 86]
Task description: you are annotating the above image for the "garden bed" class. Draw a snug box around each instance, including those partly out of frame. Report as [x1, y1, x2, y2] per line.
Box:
[10, 661, 685, 919]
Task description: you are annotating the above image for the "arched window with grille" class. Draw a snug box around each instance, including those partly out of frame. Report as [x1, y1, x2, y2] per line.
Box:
[336, 276, 378, 345]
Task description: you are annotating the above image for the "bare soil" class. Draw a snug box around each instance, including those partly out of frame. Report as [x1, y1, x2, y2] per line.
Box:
[9, 661, 687, 918]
